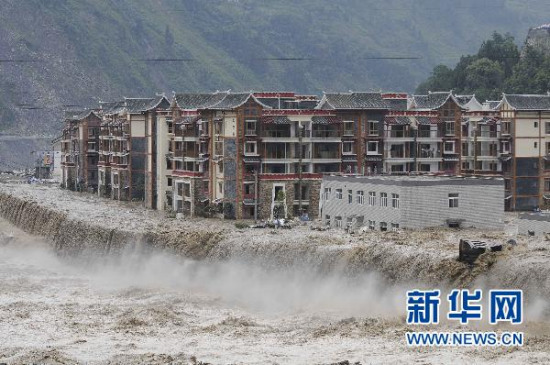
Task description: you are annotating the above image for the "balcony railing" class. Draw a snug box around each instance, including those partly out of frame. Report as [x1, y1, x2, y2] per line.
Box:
[312, 131, 339, 138]
[419, 150, 442, 158]
[263, 131, 291, 138]
[386, 131, 413, 138]
[313, 151, 339, 159]
[418, 131, 441, 138]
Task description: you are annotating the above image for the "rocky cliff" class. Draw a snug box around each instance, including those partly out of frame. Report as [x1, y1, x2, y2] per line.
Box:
[524, 24, 550, 57]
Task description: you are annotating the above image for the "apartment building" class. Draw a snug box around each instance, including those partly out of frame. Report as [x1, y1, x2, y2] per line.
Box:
[386, 91, 470, 174]
[97, 96, 170, 207]
[166, 91, 391, 220]
[60, 90, 550, 215]
[460, 101, 504, 176]
[319, 174, 504, 230]
[60, 109, 101, 191]
[317, 92, 390, 175]
[497, 93, 550, 211]
[168, 91, 331, 220]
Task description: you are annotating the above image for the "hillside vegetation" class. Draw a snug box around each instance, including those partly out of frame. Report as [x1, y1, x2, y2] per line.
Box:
[417, 31, 550, 101]
[1, 0, 550, 135]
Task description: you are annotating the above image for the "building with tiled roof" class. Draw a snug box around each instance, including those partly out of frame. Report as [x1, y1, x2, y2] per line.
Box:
[61, 89, 550, 216]
[317, 92, 390, 110]
[60, 109, 102, 192]
[497, 93, 550, 211]
[97, 95, 170, 208]
[500, 93, 550, 110]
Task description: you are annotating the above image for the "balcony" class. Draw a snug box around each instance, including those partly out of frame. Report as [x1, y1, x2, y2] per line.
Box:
[313, 151, 339, 159]
[417, 130, 442, 138]
[312, 130, 339, 138]
[263, 130, 291, 138]
[470, 131, 497, 138]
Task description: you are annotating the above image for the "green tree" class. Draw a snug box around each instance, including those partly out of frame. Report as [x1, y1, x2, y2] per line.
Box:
[464, 58, 504, 100]
[416, 65, 454, 94]
[478, 32, 520, 78]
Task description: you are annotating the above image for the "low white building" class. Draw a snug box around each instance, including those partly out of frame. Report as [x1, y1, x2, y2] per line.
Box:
[319, 175, 504, 230]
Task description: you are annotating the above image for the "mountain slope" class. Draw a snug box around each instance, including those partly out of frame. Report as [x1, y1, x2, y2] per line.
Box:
[1, 0, 550, 136]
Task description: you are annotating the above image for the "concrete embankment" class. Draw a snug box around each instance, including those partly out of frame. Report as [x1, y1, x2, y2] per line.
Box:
[0, 184, 549, 302]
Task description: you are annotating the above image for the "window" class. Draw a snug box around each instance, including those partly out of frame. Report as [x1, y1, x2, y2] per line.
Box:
[368, 191, 376, 206]
[356, 190, 364, 204]
[218, 162, 224, 174]
[380, 222, 388, 232]
[449, 193, 459, 208]
[343, 121, 355, 136]
[368, 121, 379, 136]
[323, 187, 331, 200]
[218, 182, 223, 194]
[244, 183, 254, 195]
[445, 121, 455, 136]
[336, 189, 342, 199]
[183, 183, 191, 198]
[391, 223, 400, 231]
[88, 127, 96, 136]
[444, 141, 455, 153]
[335, 216, 342, 228]
[367, 141, 379, 155]
[368, 220, 376, 230]
[534, 142, 538, 149]
[502, 141, 510, 153]
[342, 141, 355, 155]
[546, 122, 550, 135]
[380, 192, 388, 207]
[245, 141, 257, 155]
[545, 179, 550, 192]
[391, 193, 400, 209]
[325, 215, 331, 226]
[167, 177, 172, 187]
[348, 190, 353, 204]
[461, 142, 468, 156]
[245, 119, 257, 136]
[535, 121, 539, 128]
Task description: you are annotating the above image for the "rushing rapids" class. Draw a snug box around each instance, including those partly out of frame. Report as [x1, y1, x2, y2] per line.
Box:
[0, 184, 549, 363]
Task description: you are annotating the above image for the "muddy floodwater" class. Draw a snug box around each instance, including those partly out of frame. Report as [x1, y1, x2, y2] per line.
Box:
[0, 218, 549, 364]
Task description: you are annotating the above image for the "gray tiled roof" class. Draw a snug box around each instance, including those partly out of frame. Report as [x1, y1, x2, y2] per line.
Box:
[319, 92, 390, 110]
[503, 94, 550, 110]
[454, 94, 475, 107]
[209, 93, 253, 109]
[484, 101, 501, 110]
[64, 109, 97, 121]
[174, 92, 228, 109]
[384, 116, 412, 125]
[124, 96, 169, 113]
[100, 101, 125, 115]
[411, 92, 452, 110]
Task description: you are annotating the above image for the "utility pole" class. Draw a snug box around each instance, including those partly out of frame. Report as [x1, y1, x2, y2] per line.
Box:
[254, 168, 258, 221]
[473, 120, 478, 175]
[413, 124, 418, 173]
[298, 123, 304, 216]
